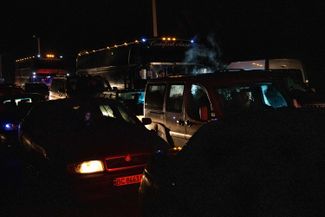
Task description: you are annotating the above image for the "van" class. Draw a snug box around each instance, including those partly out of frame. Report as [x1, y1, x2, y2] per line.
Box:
[144, 71, 292, 147]
[227, 58, 308, 84]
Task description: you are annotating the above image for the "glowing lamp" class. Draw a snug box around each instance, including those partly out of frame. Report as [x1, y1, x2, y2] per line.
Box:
[74, 160, 105, 174]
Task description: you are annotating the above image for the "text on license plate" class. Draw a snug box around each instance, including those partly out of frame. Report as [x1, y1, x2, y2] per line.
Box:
[113, 174, 143, 186]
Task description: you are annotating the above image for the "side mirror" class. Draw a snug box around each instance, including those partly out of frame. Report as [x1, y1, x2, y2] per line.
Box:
[141, 117, 152, 125]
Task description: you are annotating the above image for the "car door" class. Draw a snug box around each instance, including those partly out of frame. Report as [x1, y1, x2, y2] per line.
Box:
[164, 83, 186, 147]
[184, 83, 212, 140]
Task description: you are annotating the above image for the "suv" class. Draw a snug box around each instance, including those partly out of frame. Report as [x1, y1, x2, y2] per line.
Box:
[144, 71, 292, 147]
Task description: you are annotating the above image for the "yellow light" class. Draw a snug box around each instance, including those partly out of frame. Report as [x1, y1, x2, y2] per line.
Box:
[46, 54, 55, 58]
[74, 160, 105, 174]
[173, 146, 182, 151]
[172, 37, 176, 41]
[167, 37, 171, 41]
[162, 37, 166, 41]
[124, 42, 127, 45]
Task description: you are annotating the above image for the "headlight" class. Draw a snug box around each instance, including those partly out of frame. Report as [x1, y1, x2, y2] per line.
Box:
[3, 123, 18, 131]
[74, 160, 105, 174]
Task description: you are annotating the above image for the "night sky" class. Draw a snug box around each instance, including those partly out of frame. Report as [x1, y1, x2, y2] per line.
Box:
[1, 0, 325, 90]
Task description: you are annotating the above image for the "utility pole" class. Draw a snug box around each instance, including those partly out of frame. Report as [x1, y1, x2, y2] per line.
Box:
[33, 35, 41, 57]
[152, 0, 158, 37]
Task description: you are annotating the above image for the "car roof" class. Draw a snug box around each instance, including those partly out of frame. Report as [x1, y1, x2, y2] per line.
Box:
[146, 70, 275, 85]
[39, 96, 120, 107]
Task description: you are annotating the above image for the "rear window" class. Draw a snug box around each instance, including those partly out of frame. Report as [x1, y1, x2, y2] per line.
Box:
[217, 83, 289, 115]
[24, 100, 140, 134]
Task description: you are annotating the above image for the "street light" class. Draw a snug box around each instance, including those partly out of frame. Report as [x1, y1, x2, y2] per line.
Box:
[33, 35, 41, 57]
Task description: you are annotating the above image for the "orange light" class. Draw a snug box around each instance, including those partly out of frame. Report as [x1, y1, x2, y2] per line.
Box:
[162, 37, 166, 41]
[46, 54, 55, 58]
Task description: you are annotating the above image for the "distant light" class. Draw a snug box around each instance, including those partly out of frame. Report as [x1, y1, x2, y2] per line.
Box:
[4, 123, 17, 131]
[190, 39, 195, 43]
[46, 76, 51, 78]
[46, 54, 55, 58]
[59, 55, 63, 58]
[32, 72, 36, 75]
[141, 38, 147, 42]
[32, 75, 36, 79]
[66, 73, 70, 77]
[37, 54, 41, 58]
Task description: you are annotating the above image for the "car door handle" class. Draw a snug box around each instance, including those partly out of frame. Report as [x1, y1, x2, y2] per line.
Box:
[176, 119, 185, 126]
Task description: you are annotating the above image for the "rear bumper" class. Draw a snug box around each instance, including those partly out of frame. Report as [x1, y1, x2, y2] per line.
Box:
[68, 168, 144, 203]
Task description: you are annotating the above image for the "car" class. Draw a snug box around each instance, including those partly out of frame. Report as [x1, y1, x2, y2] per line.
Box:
[24, 82, 49, 100]
[139, 108, 325, 217]
[0, 93, 44, 150]
[144, 71, 293, 147]
[18, 96, 170, 204]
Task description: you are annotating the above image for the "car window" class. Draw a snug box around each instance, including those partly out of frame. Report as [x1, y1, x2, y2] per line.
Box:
[217, 83, 288, 115]
[188, 84, 211, 121]
[24, 100, 141, 135]
[166, 84, 184, 113]
[50, 79, 66, 92]
[115, 104, 140, 125]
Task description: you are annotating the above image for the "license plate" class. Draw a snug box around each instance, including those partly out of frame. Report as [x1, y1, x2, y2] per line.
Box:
[113, 174, 143, 186]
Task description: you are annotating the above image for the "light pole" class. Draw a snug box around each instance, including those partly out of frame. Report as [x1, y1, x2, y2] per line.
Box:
[33, 35, 41, 57]
[152, 0, 158, 37]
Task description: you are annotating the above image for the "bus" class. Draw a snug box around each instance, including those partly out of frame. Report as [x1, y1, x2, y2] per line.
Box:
[15, 53, 70, 88]
[75, 36, 210, 91]
[75, 36, 222, 116]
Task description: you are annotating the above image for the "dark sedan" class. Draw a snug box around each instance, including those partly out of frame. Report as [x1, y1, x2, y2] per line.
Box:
[139, 108, 325, 217]
[18, 97, 170, 204]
